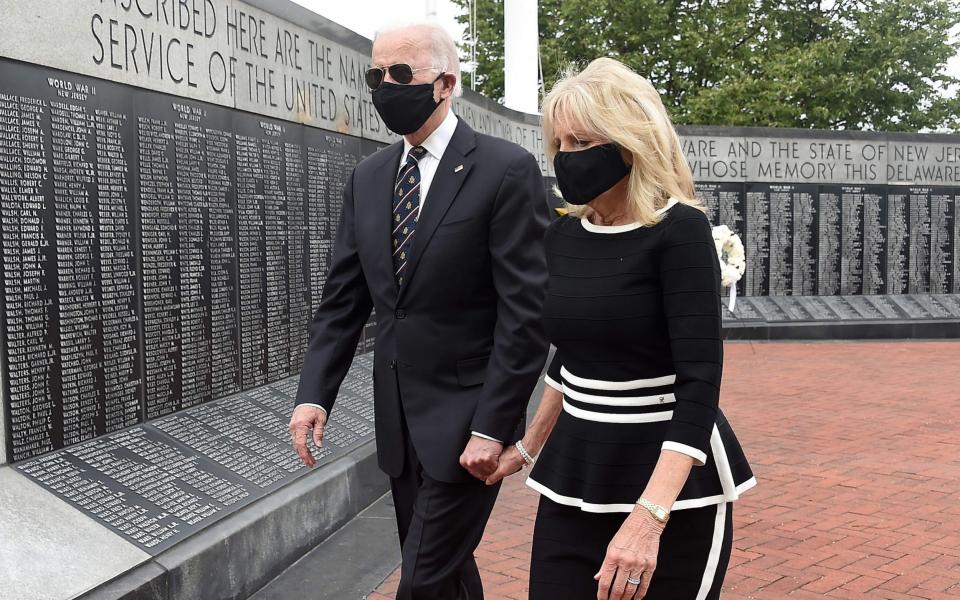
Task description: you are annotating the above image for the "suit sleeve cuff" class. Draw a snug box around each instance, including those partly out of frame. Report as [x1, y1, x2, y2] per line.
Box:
[661, 441, 708, 467]
[471, 431, 503, 443]
[297, 403, 328, 416]
[543, 374, 562, 392]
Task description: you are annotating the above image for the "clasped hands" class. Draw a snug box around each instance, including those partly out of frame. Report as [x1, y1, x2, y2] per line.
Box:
[291, 407, 663, 599]
[289, 405, 525, 484]
[459, 436, 526, 484]
[466, 437, 665, 600]
[473, 438, 527, 485]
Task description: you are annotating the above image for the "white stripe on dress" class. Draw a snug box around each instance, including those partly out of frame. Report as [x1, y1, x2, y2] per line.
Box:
[526, 477, 638, 513]
[560, 366, 676, 391]
[662, 441, 708, 466]
[526, 476, 758, 514]
[562, 385, 675, 407]
[710, 424, 737, 497]
[671, 478, 757, 511]
[695, 503, 727, 600]
[544, 374, 563, 392]
[561, 400, 673, 423]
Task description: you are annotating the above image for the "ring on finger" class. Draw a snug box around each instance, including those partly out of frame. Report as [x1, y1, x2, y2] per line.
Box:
[626, 573, 643, 586]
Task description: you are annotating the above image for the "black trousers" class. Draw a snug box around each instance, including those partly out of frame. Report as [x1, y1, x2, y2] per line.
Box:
[530, 496, 733, 600]
[390, 434, 502, 600]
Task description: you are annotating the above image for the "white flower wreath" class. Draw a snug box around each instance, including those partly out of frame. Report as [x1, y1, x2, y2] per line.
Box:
[711, 225, 746, 311]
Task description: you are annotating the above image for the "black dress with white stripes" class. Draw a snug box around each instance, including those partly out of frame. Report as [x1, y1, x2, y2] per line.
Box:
[526, 199, 755, 513]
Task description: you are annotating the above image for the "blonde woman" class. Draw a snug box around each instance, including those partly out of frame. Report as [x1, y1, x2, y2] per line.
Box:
[486, 58, 756, 600]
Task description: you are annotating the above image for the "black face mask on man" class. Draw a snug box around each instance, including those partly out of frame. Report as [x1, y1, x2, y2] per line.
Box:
[371, 75, 444, 135]
[553, 143, 631, 205]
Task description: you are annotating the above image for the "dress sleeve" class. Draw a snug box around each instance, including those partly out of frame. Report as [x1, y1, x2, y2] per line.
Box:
[658, 207, 722, 466]
[544, 351, 563, 392]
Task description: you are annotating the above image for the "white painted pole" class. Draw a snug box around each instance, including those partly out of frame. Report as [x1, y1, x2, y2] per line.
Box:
[503, 0, 540, 114]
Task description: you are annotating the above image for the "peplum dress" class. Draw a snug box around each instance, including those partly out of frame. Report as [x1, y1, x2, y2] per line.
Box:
[526, 198, 756, 513]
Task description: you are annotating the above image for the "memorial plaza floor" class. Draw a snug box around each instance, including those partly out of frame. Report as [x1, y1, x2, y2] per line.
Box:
[366, 340, 960, 600]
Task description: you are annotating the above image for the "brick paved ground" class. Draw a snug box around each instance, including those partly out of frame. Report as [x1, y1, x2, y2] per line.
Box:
[368, 341, 960, 599]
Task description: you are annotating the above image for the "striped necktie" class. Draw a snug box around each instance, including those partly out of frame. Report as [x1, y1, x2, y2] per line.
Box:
[393, 145, 427, 287]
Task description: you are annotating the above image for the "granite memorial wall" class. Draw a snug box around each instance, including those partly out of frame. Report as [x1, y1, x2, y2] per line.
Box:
[0, 0, 545, 553]
[0, 0, 547, 472]
[0, 53, 386, 548]
[0, 57, 383, 465]
[1, 2, 959, 541]
[680, 128, 960, 299]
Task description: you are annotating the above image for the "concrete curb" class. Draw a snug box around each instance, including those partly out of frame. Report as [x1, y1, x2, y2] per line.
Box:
[77, 441, 388, 600]
[248, 493, 401, 600]
[723, 319, 960, 340]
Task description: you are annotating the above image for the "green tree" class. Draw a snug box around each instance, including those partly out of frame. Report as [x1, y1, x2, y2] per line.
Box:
[452, 0, 960, 131]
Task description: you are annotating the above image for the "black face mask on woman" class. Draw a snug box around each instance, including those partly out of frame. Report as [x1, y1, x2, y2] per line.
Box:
[371, 76, 443, 135]
[553, 143, 631, 205]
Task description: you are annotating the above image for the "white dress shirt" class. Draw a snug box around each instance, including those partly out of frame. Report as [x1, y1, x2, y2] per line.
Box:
[397, 108, 458, 215]
[298, 109, 501, 444]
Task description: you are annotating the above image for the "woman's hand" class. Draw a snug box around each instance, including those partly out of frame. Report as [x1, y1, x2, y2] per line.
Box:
[484, 445, 526, 485]
[594, 508, 665, 600]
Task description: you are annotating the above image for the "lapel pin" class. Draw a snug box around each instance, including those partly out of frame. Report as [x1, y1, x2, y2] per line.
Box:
[454, 164, 464, 173]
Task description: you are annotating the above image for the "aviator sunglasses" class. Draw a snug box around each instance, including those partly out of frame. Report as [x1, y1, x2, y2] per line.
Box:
[365, 64, 444, 90]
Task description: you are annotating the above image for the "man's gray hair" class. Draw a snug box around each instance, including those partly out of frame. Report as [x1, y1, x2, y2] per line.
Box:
[373, 21, 463, 97]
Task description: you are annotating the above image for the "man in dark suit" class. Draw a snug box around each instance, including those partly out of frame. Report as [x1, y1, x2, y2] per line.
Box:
[289, 22, 549, 599]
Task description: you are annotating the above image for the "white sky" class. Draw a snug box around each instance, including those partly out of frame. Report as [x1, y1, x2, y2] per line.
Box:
[293, 1, 960, 95]
[292, 0, 466, 43]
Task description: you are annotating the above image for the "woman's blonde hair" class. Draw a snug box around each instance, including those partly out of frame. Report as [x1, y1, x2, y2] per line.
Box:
[542, 57, 703, 224]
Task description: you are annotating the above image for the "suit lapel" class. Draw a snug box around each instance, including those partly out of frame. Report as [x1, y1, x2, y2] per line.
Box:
[400, 119, 477, 299]
[364, 142, 404, 297]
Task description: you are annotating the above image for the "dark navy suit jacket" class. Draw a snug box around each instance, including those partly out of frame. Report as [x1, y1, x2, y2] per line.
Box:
[295, 117, 550, 482]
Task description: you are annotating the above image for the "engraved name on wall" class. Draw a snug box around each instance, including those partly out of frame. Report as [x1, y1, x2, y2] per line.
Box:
[685, 134, 958, 297]
[0, 59, 376, 462]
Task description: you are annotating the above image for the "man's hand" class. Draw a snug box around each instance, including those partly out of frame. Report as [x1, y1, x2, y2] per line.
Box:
[485, 444, 525, 485]
[289, 405, 328, 468]
[459, 435, 503, 481]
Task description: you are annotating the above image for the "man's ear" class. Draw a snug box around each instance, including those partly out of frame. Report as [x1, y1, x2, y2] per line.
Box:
[437, 73, 456, 100]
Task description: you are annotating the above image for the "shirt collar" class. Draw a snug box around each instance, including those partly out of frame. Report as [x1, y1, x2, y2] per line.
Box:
[403, 109, 458, 162]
